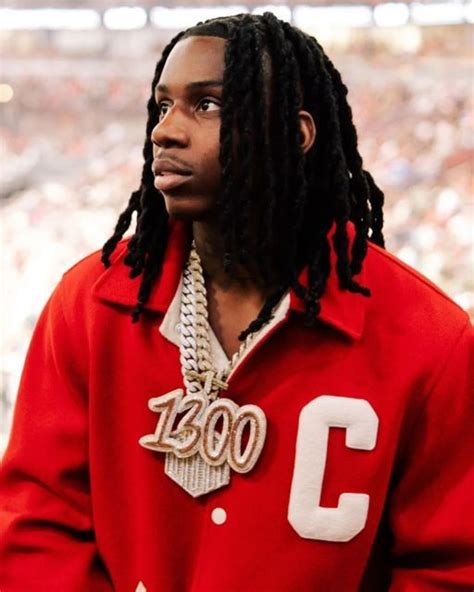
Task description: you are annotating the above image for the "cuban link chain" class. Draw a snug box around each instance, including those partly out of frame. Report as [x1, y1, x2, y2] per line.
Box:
[180, 241, 258, 398]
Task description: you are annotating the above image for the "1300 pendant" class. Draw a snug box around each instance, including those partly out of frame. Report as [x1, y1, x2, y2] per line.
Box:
[139, 388, 267, 497]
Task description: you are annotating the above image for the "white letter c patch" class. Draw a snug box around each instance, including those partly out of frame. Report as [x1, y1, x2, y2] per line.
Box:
[288, 395, 379, 542]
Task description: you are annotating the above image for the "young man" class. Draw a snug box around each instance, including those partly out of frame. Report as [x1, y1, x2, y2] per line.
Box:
[1, 12, 473, 592]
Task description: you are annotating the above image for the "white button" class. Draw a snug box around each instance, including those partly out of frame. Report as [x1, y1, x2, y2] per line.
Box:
[211, 507, 227, 525]
[175, 323, 182, 334]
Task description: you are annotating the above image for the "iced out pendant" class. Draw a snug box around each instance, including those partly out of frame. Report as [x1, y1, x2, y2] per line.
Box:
[165, 448, 231, 497]
[138, 388, 267, 497]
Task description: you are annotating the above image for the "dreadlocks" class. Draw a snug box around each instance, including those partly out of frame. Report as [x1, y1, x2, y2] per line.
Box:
[101, 11, 386, 340]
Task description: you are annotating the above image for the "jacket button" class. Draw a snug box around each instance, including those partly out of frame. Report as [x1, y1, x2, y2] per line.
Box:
[211, 507, 227, 525]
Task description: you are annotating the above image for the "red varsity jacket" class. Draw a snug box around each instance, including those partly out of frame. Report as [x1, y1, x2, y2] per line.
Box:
[1, 219, 473, 591]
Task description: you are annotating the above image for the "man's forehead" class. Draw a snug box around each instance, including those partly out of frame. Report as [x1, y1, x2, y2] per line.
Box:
[158, 35, 226, 88]
[166, 35, 227, 63]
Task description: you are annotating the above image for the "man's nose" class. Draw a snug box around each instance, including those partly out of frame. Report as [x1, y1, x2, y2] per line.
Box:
[151, 107, 189, 148]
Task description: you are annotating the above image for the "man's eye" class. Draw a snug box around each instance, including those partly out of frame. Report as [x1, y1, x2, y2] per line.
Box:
[197, 98, 220, 112]
[157, 102, 169, 118]
[157, 98, 220, 119]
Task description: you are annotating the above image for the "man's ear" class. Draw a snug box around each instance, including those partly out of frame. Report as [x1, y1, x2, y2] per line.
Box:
[299, 110, 316, 154]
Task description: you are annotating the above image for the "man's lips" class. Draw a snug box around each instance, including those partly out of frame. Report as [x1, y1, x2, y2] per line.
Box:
[152, 158, 192, 176]
[154, 172, 192, 192]
[152, 157, 193, 192]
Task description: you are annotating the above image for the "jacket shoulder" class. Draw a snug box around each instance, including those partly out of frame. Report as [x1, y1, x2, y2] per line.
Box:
[364, 240, 470, 336]
[56, 237, 131, 313]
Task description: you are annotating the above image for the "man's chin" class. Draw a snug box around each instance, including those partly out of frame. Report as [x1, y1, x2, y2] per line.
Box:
[164, 198, 217, 222]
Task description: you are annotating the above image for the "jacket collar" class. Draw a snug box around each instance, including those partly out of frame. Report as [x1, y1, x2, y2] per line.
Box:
[92, 218, 367, 340]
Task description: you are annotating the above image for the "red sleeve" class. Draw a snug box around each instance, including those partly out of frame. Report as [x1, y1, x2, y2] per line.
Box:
[388, 317, 474, 590]
[0, 279, 112, 592]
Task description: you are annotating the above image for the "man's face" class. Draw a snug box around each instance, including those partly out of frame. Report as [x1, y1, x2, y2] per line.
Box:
[151, 35, 227, 221]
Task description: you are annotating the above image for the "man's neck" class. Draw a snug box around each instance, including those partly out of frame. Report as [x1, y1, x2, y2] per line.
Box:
[192, 219, 277, 296]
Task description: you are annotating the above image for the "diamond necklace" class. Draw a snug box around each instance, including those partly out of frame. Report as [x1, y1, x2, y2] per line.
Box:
[139, 241, 268, 497]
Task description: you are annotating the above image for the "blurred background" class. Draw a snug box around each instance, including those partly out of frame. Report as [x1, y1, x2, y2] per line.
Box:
[0, 1, 473, 454]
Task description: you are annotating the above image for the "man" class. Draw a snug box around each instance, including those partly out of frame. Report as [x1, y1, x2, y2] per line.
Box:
[1, 12, 473, 592]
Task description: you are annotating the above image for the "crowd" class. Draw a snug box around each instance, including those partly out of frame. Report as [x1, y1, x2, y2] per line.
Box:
[1, 23, 472, 452]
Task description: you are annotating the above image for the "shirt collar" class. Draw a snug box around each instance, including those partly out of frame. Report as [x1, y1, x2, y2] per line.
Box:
[92, 218, 367, 340]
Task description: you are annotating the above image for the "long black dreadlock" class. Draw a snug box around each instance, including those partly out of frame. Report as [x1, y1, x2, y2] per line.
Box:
[101, 12, 386, 340]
